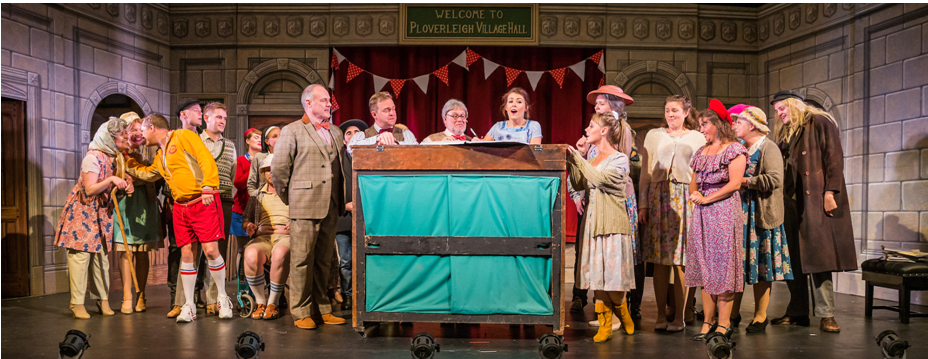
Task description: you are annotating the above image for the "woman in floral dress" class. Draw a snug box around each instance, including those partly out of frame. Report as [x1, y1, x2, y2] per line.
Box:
[639, 95, 705, 331]
[568, 112, 636, 342]
[686, 99, 748, 340]
[730, 106, 793, 333]
[55, 117, 131, 319]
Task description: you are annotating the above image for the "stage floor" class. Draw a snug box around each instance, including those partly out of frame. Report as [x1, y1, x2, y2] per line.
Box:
[2, 279, 925, 358]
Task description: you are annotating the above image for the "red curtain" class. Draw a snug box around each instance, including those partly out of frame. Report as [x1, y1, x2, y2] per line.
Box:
[332, 46, 599, 243]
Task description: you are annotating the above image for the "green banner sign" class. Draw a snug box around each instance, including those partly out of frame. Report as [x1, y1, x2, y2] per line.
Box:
[400, 4, 538, 45]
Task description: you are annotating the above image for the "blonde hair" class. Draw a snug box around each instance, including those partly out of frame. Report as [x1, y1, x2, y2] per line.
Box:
[369, 91, 393, 112]
[776, 97, 835, 141]
[203, 102, 227, 115]
[591, 112, 629, 151]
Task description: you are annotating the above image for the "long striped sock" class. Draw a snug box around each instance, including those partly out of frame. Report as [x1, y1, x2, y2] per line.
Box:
[207, 257, 228, 300]
[267, 281, 284, 306]
[246, 273, 267, 305]
[180, 262, 197, 307]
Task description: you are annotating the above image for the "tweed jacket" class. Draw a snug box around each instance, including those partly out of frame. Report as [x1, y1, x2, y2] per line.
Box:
[745, 138, 786, 229]
[247, 151, 268, 197]
[271, 117, 347, 220]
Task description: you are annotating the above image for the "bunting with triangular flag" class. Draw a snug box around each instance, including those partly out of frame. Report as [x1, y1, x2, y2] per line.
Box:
[346, 62, 363, 83]
[483, 59, 500, 80]
[328, 72, 335, 89]
[433, 65, 449, 85]
[504, 67, 522, 86]
[390, 79, 406, 97]
[412, 74, 430, 94]
[525, 71, 544, 90]
[451, 50, 468, 69]
[549, 67, 566, 88]
[568, 60, 586, 81]
[599, 77, 604, 87]
[331, 94, 339, 112]
[373, 75, 389, 92]
[589, 50, 603, 65]
[465, 48, 482, 67]
[331, 52, 340, 70]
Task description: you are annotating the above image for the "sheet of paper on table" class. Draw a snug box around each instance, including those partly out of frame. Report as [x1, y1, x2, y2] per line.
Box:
[418, 140, 528, 147]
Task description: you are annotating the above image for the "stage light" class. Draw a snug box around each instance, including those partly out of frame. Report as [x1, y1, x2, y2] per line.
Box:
[59, 329, 90, 359]
[235, 331, 265, 359]
[876, 330, 909, 359]
[410, 332, 439, 359]
[537, 333, 567, 359]
[703, 332, 735, 359]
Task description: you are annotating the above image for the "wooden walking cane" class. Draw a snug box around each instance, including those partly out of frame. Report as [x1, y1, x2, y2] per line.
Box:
[112, 187, 141, 294]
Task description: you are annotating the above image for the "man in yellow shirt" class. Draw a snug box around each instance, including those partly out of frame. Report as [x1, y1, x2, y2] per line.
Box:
[128, 113, 234, 323]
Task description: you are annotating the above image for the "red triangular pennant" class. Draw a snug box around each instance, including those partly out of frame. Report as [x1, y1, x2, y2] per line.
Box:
[346, 62, 363, 83]
[465, 48, 482, 67]
[549, 67, 566, 88]
[433, 65, 450, 86]
[599, 77, 604, 87]
[504, 67, 522, 87]
[390, 79, 406, 97]
[331, 94, 339, 111]
[331, 52, 339, 70]
[589, 50, 603, 65]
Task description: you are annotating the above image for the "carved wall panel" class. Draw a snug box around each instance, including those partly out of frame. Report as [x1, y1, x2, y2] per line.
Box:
[357, 15, 372, 36]
[806, 4, 819, 24]
[700, 20, 716, 41]
[633, 18, 648, 39]
[141, 6, 152, 29]
[656, 19, 672, 40]
[587, 17, 603, 38]
[541, 16, 557, 37]
[287, 16, 303, 37]
[333, 16, 349, 37]
[379, 15, 395, 36]
[743, 23, 757, 43]
[679, 20, 694, 40]
[265, 17, 280, 37]
[773, 13, 785, 35]
[125, 4, 136, 23]
[218, 17, 233, 37]
[242, 16, 257, 37]
[309, 16, 325, 37]
[173, 18, 188, 38]
[824, 4, 837, 17]
[721, 21, 737, 42]
[789, 8, 801, 30]
[758, 20, 769, 41]
[195, 18, 210, 37]
[564, 16, 580, 37]
[611, 17, 626, 39]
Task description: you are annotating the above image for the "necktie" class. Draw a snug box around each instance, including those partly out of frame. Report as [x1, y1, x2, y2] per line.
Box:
[452, 135, 466, 141]
[314, 121, 330, 130]
[379, 127, 394, 134]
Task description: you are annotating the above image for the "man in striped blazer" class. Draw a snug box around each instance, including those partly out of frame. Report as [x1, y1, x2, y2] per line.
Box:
[270, 84, 348, 330]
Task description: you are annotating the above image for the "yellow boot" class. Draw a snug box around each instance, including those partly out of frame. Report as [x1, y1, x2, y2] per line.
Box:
[593, 302, 613, 343]
[616, 299, 635, 335]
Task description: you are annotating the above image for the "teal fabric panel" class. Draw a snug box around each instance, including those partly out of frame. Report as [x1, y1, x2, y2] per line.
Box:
[449, 176, 558, 237]
[365, 255, 552, 315]
[449, 256, 553, 315]
[358, 176, 449, 237]
[366, 255, 451, 313]
[359, 175, 559, 237]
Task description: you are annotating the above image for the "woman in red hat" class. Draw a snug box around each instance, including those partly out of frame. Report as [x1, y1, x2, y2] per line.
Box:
[232, 128, 264, 250]
[686, 99, 748, 341]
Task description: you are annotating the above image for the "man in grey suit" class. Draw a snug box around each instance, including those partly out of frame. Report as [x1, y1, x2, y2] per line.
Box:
[271, 84, 348, 330]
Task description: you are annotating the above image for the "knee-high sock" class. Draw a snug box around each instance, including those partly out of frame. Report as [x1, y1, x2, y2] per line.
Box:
[180, 262, 197, 307]
[268, 282, 284, 306]
[207, 257, 228, 299]
[246, 274, 267, 305]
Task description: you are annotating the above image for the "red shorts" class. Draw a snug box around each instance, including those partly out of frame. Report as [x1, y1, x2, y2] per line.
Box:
[172, 192, 225, 247]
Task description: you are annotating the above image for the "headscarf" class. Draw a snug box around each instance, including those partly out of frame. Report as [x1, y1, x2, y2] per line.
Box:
[88, 117, 127, 179]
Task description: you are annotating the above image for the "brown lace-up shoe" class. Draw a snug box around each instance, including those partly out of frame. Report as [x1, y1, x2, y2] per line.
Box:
[820, 317, 840, 333]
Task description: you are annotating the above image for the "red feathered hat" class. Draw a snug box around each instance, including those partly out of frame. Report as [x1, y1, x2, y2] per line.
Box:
[708, 99, 732, 125]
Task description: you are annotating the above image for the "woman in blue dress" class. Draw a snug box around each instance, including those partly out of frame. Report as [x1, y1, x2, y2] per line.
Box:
[482, 87, 543, 144]
[730, 106, 794, 333]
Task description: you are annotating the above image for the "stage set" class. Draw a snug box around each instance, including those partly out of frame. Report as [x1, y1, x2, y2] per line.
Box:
[3, 3, 928, 359]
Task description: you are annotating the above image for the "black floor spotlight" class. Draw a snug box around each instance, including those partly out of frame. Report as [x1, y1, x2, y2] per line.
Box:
[59, 329, 90, 359]
[410, 332, 439, 359]
[704, 332, 735, 359]
[876, 330, 909, 359]
[537, 333, 567, 359]
[235, 331, 265, 359]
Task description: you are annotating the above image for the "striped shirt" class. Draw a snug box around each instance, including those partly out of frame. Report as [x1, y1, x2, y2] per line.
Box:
[200, 132, 237, 202]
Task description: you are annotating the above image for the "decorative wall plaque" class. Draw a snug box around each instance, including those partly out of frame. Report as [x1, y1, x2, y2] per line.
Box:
[789, 8, 801, 30]
[721, 21, 737, 42]
[743, 23, 757, 43]
[379, 15, 395, 36]
[158, 15, 168, 35]
[773, 13, 785, 35]
[633, 18, 649, 39]
[125, 4, 136, 23]
[678, 20, 694, 40]
[541, 16, 557, 37]
[587, 17, 603, 38]
[141, 6, 152, 29]
[106, 4, 118, 17]
[564, 16, 580, 37]
[656, 19, 671, 40]
[242, 16, 257, 37]
[611, 17, 626, 39]
[806, 4, 818, 24]
[357, 15, 372, 36]
[287, 16, 303, 37]
[309, 16, 325, 37]
[333, 16, 349, 36]
[265, 17, 280, 37]
[173, 18, 188, 38]
[700, 20, 716, 41]
[759, 20, 769, 41]
[195, 18, 211, 37]
[218, 17, 233, 37]
[824, 4, 837, 17]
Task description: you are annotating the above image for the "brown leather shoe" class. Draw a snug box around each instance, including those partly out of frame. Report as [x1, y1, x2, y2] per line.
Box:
[322, 313, 346, 325]
[294, 317, 317, 329]
[166, 305, 182, 318]
[251, 304, 266, 319]
[206, 304, 217, 316]
[263, 304, 279, 320]
[771, 314, 810, 326]
[820, 317, 840, 333]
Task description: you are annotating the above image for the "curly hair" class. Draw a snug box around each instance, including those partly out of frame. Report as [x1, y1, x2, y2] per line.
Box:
[665, 94, 700, 131]
[698, 108, 738, 143]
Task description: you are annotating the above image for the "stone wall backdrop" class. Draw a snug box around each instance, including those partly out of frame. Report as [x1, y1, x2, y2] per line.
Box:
[3, 4, 927, 301]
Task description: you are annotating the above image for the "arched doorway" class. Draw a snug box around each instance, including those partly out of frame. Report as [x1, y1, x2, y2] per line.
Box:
[89, 94, 144, 135]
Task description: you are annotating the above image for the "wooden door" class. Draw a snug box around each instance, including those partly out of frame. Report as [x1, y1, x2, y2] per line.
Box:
[2, 99, 30, 298]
